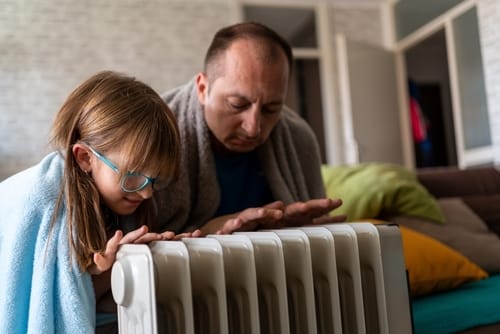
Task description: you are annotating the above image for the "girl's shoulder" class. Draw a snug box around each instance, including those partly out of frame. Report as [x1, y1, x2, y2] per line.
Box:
[0, 152, 64, 205]
[0, 152, 65, 239]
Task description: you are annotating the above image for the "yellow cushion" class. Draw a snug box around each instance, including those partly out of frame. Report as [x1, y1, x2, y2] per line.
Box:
[401, 226, 487, 297]
[360, 219, 488, 297]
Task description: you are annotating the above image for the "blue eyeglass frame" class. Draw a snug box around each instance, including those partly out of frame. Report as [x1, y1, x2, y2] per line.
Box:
[86, 145, 158, 193]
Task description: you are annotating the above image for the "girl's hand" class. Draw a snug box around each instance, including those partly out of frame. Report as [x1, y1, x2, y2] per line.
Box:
[89, 229, 124, 275]
[160, 229, 203, 240]
[90, 225, 164, 275]
[122, 225, 163, 244]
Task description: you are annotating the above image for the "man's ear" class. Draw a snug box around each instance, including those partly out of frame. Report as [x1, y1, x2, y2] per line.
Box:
[72, 143, 93, 173]
[196, 72, 208, 105]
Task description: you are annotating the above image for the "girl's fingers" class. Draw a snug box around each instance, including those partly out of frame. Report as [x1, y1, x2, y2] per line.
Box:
[161, 231, 176, 240]
[94, 227, 204, 275]
[133, 232, 163, 244]
[92, 230, 122, 274]
[119, 225, 148, 244]
[107, 230, 123, 250]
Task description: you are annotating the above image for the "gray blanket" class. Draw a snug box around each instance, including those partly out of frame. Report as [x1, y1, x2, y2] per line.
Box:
[156, 78, 326, 233]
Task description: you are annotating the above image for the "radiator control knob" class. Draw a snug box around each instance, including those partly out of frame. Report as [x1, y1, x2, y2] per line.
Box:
[111, 260, 131, 306]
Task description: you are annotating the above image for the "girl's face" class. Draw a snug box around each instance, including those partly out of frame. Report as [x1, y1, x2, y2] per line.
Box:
[73, 144, 154, 216]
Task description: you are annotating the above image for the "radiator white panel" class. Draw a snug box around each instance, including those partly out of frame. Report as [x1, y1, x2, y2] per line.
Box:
[272, 229, 317, 334]
[112, 244, 158, 334]
[322, 224, 367, 334]
[299, 226, 343, 334]
[375, 224, 413, 334]
[208, 234, 260, 334]
[111, 224, 413, 334]
[149, 241, 194, 334]
[347, 223, 389, 334]
[236, 231, 291, 334]
[182, 238, 229, 334]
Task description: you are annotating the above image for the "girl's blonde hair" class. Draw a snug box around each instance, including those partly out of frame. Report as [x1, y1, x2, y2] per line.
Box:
[50, 71, 180, 270]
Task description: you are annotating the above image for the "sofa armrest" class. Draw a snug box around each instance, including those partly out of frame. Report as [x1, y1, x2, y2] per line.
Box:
[416, 166, 500, 236]
[417, 167, 500, 198]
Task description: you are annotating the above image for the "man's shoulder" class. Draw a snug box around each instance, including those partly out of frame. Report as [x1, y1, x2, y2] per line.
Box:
[273, 106, 321, 156]
[160, 78, 199, 120]
[279, 106, 315, 136]
[161, 78, 196, 105]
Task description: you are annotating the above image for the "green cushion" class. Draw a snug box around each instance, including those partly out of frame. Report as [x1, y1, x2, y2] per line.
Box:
[321, 163, 445, 223]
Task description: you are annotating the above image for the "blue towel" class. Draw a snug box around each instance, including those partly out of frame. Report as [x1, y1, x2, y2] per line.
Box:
[0, 152, 95, 333]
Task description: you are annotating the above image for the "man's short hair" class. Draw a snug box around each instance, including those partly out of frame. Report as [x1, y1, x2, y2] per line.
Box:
[204, 21, 293, 78]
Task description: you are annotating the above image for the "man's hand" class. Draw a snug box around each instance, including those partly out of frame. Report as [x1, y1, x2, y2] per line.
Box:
[279, 198, 346, 227]
[200, 201, 284, 235]
[209, 198, 345, 234]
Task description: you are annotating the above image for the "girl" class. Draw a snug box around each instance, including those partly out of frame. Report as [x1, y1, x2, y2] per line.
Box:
[0, 71, 191, 333]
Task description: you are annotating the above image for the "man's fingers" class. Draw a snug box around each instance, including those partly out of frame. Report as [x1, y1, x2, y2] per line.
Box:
[283, 202, 308, 217]
[285, 198, 343, 219]
[264, 201, 285, 210]
[240, 207, 283, 223]
[216, 218, 243, 234]
[324, 198, 342, 209]
[305, 198, 342, 213]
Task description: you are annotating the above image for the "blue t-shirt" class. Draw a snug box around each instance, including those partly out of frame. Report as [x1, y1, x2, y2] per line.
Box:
[213, 150, 273, 217]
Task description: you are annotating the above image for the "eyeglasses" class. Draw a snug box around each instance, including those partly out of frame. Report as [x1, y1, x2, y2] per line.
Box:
[86, 145, 168, 193]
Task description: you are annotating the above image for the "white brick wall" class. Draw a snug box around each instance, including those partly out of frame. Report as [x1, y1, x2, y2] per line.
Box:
[329, 5, 383, 47]
[17, 1, 500, 180]
[477, 0, 500, 164]
[0, 0, 232, 180]
[4, 1, 497, 180]
[0, 0, 386, 180]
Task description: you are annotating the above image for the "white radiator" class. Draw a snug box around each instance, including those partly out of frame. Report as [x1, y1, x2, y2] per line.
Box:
[111, 223, 413, 334]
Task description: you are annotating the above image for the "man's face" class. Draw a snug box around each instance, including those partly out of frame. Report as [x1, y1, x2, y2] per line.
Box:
[196, 39, 289, 153]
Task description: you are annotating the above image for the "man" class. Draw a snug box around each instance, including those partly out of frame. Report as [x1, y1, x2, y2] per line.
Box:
[156, 21, 345, 234]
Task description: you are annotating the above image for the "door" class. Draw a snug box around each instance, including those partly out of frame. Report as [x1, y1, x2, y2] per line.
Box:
[395, 2, 493, 168]
[404, 29, 457, 168]
[336, 34, 404, 165]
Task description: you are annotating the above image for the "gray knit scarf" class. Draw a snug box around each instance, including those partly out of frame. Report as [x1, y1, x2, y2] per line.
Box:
[155, 78, 326, 233]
